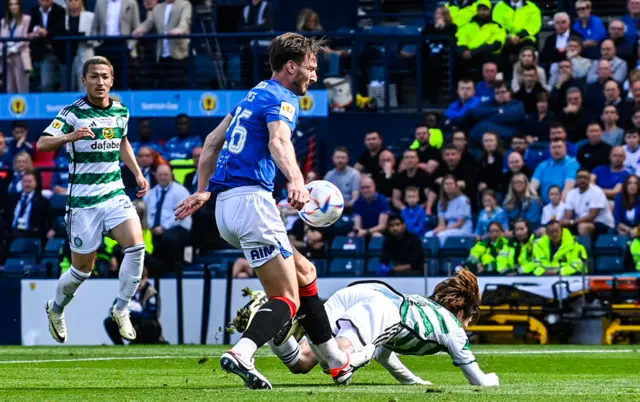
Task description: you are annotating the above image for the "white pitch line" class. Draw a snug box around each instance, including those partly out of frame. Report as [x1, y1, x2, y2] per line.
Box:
[0, 349, 636, 365]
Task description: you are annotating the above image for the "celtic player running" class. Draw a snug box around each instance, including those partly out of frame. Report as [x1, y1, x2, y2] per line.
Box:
[37, 56, 149, 343]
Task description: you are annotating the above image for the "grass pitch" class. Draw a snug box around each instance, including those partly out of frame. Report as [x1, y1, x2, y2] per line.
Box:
[0, 345, 639, 401]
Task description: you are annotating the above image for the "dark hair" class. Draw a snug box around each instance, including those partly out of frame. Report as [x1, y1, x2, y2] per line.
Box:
[403, 149, 419, 158]
[522, 64, 537, 72]
[439, 174, 461, 211]
[452, 130, 468, 139]
[22, 169, 37, 180]
[626, 128, 640, 136]
[547, 219, 561, 228]
[3, 0, 24, 27]
[622, 174, 639, 210]
[12, 121, 27, 130]
[536, 91, 550, 103]
[175, 113, 189, 121]
[481, 189, 498, 203]
[268, 33, 325, 72]
[458, 77, 474, 85]
[550, 122, 566, 131]
[493, 80, 508, 91]
[387, 214, 405, 225]
[587, 121, 603, 130]
[513, 217, 532, 235]
[365, 131, 381, 139]
[424, 112, 441, 127]
[442, 143, 459, 152]
[548, 185, 562, 195]
[551, 138, 567, 144]
[82, 56, 114, 77]
[488, 221, 504, 232]
[334, 146, 349, 155]
[568, 36, 583, 45]
[512, 132, 526, 141]
[577, 167, 591, 177]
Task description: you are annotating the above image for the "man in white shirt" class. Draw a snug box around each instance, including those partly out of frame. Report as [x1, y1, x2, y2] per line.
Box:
[143, 164, 191, 273]
[561, 168, 615, 237]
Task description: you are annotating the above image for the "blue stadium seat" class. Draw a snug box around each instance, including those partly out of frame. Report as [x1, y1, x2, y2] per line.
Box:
[9, 238, 42, 259]
[438, 257, 467, 276]
[50, 194, 67, 213]
[331, 215, 354, 235]
[329, 258, 364, 277]
[311, 259, 328, 278]
[368, 237, 384, 254]
[422, 237, 440, 258]
[595, 256, 626, 274]
[439, 236, 475, 257]
[577, 236, 592, 255]
[54, 216, 66, 236]
[3, 257, 37, 275]
[365, 257, 381, 276]
[331, 236, 365, 255]
[41, 257, 61, 278]
[594, 235, 629, 256]
[44, 238, 65, 258]
[426, 258, 440, 276]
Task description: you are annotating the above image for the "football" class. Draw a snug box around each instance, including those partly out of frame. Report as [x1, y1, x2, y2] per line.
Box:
[298, 180, 345, 227]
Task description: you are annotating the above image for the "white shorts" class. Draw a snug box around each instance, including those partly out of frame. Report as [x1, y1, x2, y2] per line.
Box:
[324, 284, 402, 351]
[215, 186, 293, 269]
[67, 196, 138, 254]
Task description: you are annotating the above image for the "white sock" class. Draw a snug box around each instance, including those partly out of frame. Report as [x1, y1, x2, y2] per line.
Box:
[115, 244, 145, 311]
[268, 337, 301, 368]
[231, 338, 258, 360]
[53, 266, 90, 313]
[316, 338, 348, 369]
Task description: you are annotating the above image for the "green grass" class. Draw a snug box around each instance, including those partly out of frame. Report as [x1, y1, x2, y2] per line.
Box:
[0, 345, 639, 401]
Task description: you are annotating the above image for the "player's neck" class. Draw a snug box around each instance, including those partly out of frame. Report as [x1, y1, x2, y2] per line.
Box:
[271, 73, 295, 93]
[85, 94, 111, 109]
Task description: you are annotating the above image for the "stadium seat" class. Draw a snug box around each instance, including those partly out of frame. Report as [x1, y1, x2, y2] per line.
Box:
[310, 259, 327, 278]
[331, 236, 365, 255]
[9, 238, 42, 259]
[365, 257, 380, 276]
[54, 216, 67, 237]
[439, 236, 475, 257]
[422, 237, 440, 258]
[44, 238, 65, 258]
[3, 257, 37, 275]
[50, 195, 67, 213]
[595, 256, 626, 274]
[41, 257, 61, 278]
[594, 235, 629, 257]
[438, 257, 467, 276]
[331, 215, 354, 235]
[426, 258, 440, 277]
[368, 237, 384, 254]
[329, 258, 364, 277]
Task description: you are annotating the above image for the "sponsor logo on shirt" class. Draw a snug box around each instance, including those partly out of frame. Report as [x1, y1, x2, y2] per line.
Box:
[91, 141, 119, 150]
[279, 101, 296, 122]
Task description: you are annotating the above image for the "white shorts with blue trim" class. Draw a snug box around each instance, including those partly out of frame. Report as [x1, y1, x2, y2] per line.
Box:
[215, 186, 293, 268]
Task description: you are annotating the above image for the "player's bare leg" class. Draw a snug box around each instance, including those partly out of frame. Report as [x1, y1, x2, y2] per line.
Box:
[46, 250, 95, 343]
[221, 253, 299, 389]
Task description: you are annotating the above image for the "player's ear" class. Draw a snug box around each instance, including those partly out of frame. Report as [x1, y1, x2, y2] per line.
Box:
[286, 60, 297, 75]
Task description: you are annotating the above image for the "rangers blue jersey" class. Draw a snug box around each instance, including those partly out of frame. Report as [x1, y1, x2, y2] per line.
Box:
[208, 79, 300, 192]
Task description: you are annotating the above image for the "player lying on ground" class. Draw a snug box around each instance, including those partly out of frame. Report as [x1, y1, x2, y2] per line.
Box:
[174, 33, 351, 389]
[249, 269, 499, 386]
[37, 56, 149, 343]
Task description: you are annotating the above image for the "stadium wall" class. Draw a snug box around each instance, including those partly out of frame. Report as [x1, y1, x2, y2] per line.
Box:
[15, 276, 586, 346]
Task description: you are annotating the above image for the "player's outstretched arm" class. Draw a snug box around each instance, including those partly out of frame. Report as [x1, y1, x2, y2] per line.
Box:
[267, 120, 308, 210]
[37, 128, 95, 152]
[120, 136, 149, 198]
[374, 347, 431, 385]
[459, 362, 500, 386]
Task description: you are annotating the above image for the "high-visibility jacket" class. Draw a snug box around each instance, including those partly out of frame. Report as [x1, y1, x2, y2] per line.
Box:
[492, 0, 542, 42]
[467, 236, 509, 274]
[496, 235, 535, 274]
[629, 238, 640, 271]
[456, 16, 506, 55]
[446, 0, 479, 28]
[531, 229, 588, 276]
[410, 128, 444, 150]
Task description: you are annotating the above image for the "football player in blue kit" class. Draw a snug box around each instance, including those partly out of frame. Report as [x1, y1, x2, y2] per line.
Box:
[174, 33, 352, 389]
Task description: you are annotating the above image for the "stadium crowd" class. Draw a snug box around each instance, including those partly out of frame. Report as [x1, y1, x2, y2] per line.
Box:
[2, 0, 640, 278]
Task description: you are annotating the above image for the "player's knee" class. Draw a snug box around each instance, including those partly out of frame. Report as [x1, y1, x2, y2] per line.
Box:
[295, 255, 317, 284]
[289, 362, 313, 375]
[272, 295, 299, 318]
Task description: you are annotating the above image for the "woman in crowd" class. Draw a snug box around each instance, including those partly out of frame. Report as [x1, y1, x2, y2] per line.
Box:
[478, 132, 504, 194]
[0, 0, 32, 93]
[66, 0, 95, 92]
[496, 218, 536, 275]
[502, 151, 533, 193]
[503, 173, 542, 230]
[422, 6, 457, 103]
[426, 175, 473, 245]
[6, 151, 35, 195]
[614, 175, 640, 236]
[296, 8, 348, 78]
[511, 46, 547, 93]
[466, 221, 508, 275]
[451, 130, 479, 171]
[475, 190, 509, 239]
[539, 185, 566, 236]
[525, 91, 554, 142]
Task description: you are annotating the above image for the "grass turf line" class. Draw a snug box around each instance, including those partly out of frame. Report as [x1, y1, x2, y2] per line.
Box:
[0, 345, 638, 401]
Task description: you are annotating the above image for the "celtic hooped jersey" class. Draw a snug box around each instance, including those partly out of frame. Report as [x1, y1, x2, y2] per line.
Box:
[43, 97, 128, 209]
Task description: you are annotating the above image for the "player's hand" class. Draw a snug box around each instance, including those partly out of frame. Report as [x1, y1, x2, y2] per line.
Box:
[174, 190, 211, 220]
[484, 372, 500, 386]
[66, 127, 95, 142]
[406, 377, 432, 385]
[287, 179, 309, 210]
[135, 174, 149, 198]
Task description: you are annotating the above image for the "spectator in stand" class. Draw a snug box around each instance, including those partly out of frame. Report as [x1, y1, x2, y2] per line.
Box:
[425, 175, 474, 245]
[451, 129, 480, 171]
[28, 0, 66, 92]
[621, 0, 640, 40]
[325, 146, 360, 209]
[587, 40, 628, 84]
[4, 151, 35, 196]
[547, 122, 578, 157]
[560, 88, 588, 143]
[446, 0, 479, 28]
[351, 176, 390, 238]
[503, 172, 542, 227]
[584, 61, 614, 115]
[0, 133, 12, 168]
[541, 185, 567, 227]
[627, 79, 640, 111]
[374, 150, 395, 199]
[444, 78, 481, 132]
[475, 61, 498, 103]
[540, 12, 582, 67]
[502, 150, 533, 192]
[492, 0, 541, 62]
[601, 80, 632, 125]
[143, 0, 158, 20]
[65, 0, 95, 92]
[8, 121, 34, 158]
[562, 168, 615, 236]
[614, 175, 640, 236]
[469, 80, 526, 141]
[164, 114, 203, 161]
[131, 119, 164, 156]
[4, 171, 54, 244]
[478, 131, 504, 194]
[240, 0, 272, 31]
[525, 91, 554, 142]
[466, 221, 508, 275]
[608, 19, 635, 65]
[433, 144, 477, 208]
[90, 0, 140, 89]
[623, 129, 640, 174]
[602, 105, 625, 146]
[550, 58, 586, 113]
[530, 219, 588, 276]
[514, 65, 547, 114]
[183, 147, 202, 194]
[455, 0, 506, 79]
[498, 218, 536, 274]
[532, 139, 580, 203]
[135, 146, 160, 190]
[288, 215, 326, 259]
[132, 0, 192, 89]
[410, 124, 441, 175]
[572, 0, 606, 60]
[577, 122, 612, 172]
[1, 0, 32, 93]
[50, 147, 68, 195]
[354, 131, 384, 174]
[422, 7, 458, 103]
[401, 186, 428, 238]
[391, 149, 435, 213]
[549, 37, 592, 88]
[422, 112, 445, 150]
[378, 215, 425, 277]
[592, 146, 629, 201]
[475, 189, 509, 239]
[512, 46, 548, 93]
